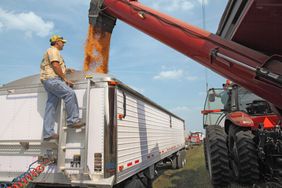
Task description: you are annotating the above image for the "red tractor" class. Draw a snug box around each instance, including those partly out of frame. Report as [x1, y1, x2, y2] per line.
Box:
[202, 82, 280, 186]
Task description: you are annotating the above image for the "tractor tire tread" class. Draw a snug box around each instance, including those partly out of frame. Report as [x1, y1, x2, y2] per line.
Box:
[206, 125, 230, 187]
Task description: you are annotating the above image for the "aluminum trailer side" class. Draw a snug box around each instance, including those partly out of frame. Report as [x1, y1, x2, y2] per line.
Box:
[0, 71, 185, 187]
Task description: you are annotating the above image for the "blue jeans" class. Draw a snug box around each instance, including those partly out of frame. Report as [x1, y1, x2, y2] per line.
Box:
[42, 77, 80, 138]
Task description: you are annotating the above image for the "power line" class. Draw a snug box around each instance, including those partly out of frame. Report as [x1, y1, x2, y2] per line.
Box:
[202, 0, 209, 92]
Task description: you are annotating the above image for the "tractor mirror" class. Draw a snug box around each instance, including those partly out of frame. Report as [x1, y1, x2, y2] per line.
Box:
[208, 93, 215, 102]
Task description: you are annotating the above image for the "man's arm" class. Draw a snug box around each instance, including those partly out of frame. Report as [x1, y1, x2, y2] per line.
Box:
[51, 61, 74, 87]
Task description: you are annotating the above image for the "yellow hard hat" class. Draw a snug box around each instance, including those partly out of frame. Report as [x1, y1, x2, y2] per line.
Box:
[49, 35, 67, 43]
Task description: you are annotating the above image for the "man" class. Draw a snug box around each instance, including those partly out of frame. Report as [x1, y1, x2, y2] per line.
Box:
[212, 80, 232, 111]
[40, 35, 85, 141]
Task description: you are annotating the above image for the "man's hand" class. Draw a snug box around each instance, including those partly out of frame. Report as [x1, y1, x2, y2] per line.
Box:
[64, 79, 74, 88]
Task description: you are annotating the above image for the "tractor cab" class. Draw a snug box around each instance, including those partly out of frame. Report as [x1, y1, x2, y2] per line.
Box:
[202, 82, 281, 186]
[203, 83, 274, 129]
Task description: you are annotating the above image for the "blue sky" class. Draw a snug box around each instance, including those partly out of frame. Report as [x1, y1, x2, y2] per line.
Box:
[0, 0, 228, 133]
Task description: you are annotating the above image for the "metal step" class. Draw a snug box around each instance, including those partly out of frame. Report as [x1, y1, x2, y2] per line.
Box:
[62, 126, 86, 130]
[60, 167, 83, 171]
[61, 146, 85, 151]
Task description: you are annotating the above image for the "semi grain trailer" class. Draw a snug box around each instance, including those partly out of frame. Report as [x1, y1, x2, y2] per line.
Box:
[0, 71, 186, 187]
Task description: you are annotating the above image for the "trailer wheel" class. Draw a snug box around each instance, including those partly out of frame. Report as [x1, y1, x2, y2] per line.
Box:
[205, 125, 230, 187]
[231, 130, 259, 185]
[171, 155, 177, 169]
[176, 150, 186, 169]
[123, 175, 146, 188]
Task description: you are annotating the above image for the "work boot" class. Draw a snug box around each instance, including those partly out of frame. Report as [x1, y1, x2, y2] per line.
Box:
[68, 120, 85, 129]
[43, 133, 59, 141]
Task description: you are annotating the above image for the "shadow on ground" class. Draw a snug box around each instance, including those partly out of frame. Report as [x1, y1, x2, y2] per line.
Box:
[153, 145, 268, 188]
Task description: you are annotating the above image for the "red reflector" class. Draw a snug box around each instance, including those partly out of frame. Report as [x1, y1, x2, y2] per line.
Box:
[135, 160, 140, 164]
[264, 117, 274, 128]
[127, 162, 132, 167]
[119, 166, 124, 171]
[118, 114, 124, 120]
[108, 81, 118, 86]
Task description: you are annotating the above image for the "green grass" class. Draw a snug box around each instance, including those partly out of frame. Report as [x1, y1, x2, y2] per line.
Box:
[153, 145, 266, 188]
[153, 145, 212, 188]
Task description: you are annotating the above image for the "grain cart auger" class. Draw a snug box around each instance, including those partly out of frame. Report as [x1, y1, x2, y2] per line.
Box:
[88, 0, 282, 113]
[89, 0, 282, 187]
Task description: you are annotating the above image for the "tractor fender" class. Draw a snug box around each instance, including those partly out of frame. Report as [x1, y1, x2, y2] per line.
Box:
[225, 111, 255, 128]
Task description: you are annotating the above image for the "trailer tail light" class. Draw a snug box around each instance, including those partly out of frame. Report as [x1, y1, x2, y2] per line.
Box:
[108, 81, 119, 86]
[94, 153, 102, 172]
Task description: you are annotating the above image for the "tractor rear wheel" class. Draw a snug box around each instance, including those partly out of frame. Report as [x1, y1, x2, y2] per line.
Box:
[203, 138, 209, 170]
[230, 130, 259, 185]
[205, 125, 230, 187]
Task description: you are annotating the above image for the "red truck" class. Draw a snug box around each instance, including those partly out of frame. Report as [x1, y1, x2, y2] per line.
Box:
[188, 132, 203, 146]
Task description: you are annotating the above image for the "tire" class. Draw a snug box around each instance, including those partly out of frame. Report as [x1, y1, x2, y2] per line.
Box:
[123, 175, 146, 188]
[228, 124, 247, 153]
[203, 138, 209, 170]
[231, 130, 259, 185]
[205, 125, 230, 187]
[176, 150, 186, 169]
[228, 125, 245, 179]
[171, 155, 178, 169]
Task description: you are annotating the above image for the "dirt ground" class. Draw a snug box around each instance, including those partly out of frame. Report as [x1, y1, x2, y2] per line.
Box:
[152, 145, 269, 188]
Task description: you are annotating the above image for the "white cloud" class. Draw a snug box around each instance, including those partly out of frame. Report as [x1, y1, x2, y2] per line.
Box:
[151, 0, 195, 12]
[0, 8, 54, 38]
[153, 69, 198, 81]
[153, 69, 183, 80]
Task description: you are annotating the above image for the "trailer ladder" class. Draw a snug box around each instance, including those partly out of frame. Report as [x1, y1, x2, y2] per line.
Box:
[57, 78, 92, 176]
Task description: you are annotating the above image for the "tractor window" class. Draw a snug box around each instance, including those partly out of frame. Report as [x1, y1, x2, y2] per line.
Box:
[205, 89, 225, 110]
[203, 89, 226, 127]
[237, 87, 272, 115]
